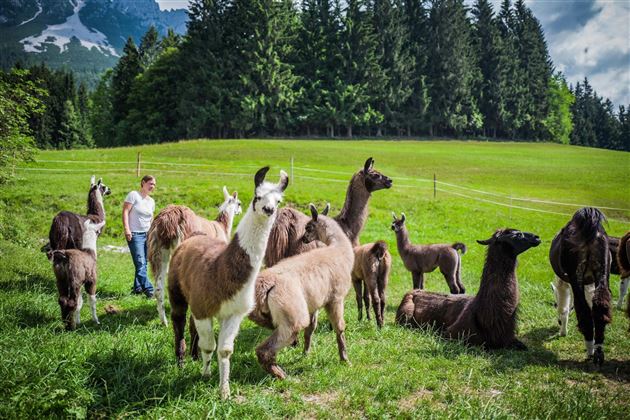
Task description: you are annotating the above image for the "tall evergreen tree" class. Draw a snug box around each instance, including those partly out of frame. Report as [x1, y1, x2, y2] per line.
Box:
[90, 70, 115, 147]
[139, 26, 161, 69]
[111, 37, 142, 131]
[542, 73, 574, 144]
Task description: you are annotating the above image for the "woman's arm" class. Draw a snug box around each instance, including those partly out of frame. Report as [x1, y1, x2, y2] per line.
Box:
[122, 202, 133, 241]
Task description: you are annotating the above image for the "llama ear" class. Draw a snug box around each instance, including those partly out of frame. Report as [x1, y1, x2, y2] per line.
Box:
[90, 175, 96, 186]
[94, 220, 106, 231]
[363, 157, 374, 173]
[477, 238, 494, 246]
[277, 170, 289, 192]
[254, 166, 270, 188]
[322, 203, 330, 216]
[309, 203, 318, 221]
[223, 186, 229, 201]
[97, 178, 102, 186]
[400, 213, 406, 224]
[232, 191, 238, 199]
[392, 212, 397, 221]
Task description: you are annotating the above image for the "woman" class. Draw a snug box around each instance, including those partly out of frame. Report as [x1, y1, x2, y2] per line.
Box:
[122, 175, 156, 297]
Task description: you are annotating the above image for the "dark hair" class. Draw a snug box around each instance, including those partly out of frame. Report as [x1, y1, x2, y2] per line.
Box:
[141, 175, 156, 186]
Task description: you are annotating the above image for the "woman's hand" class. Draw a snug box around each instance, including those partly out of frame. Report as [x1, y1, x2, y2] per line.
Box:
[125, 230, 132, 242]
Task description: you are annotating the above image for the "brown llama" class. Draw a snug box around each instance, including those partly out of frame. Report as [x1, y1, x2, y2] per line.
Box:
[550, 207, 612, 365]
[47, 220, 105, 330]
[147, 186, 242, 326]
[168, 167, 288, 399]
[617, 231, 630, 319]
[47, 176, 111, 251]
[250, 203, 354, 379]
[396, 228, 540, 349]
[264, 157, 392, 266]
[352, 241, 391, 328]
[391, 213, 467, 294]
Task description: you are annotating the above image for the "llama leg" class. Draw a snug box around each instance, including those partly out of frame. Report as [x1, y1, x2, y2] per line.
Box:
[89, 294, 99, 325]
[353, 278, 363, 321]
[193, 317, 216, 377]
[370, 287, 382, 328]
[363, 283, 371, 321]
[303, 311, 319, 355]
[256, 327, 298, 380]
[592, 284, 612, 366]
[440, 264, 460, 294]
[379, 289, 386, 327]
[326, 299, 349, 363]
[571, 285, 595, 359]
[553, 277, 572, 336]
[74, 293, 83, 326]
[455, 256, 466, 294]
[412, 272, 424, 289]
[156, 254, 170, 326]
[217, 314, 245, 400]
[171, 303, 188, 367]
[618, 277, 629, 309]
[189, 314, 200, 360]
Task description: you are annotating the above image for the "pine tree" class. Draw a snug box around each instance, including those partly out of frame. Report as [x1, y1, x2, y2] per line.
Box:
[139, 26, 161, 69]
[90, 70, 115, 147]
[161, 28, 181, 50]
[76, 83, 93, 147]
[111, 37, 142, 131]
[542, 73, 574, 144]
[617, 105, 630, 151]
[58, 100, 82, 149]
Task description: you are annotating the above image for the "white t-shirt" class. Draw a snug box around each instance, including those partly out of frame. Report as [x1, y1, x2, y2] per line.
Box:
[125, 191, 155, 233]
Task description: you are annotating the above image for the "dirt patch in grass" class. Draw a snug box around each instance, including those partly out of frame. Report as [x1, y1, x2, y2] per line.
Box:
[398, 388, 437, 411]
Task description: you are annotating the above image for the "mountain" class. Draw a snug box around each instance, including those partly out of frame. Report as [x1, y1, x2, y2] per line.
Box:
[0, 0, 187, 86]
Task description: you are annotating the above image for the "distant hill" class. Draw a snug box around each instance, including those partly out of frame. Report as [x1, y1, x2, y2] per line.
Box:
[0, 0, 187, 86]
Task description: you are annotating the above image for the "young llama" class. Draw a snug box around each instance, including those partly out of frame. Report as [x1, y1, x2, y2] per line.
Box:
[352, 241, 391, 328]
[391, 213, 467, 294]
[264, 157, 392, 266]
[549, 207, 612, 365]
[148, 186, 242, 326]
[47, 219, 106, 330]
[249, 204, 354, 379]
[47, 176, 111, 251]
[396, 228, 540, 349]
[167, 167, 288, 399]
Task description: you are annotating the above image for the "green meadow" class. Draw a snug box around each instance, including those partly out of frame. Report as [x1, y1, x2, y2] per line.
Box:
[1, 139, 629, 418]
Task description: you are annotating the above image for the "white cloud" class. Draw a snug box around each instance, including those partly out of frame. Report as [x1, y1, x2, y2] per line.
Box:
[156, 0, 189, 11]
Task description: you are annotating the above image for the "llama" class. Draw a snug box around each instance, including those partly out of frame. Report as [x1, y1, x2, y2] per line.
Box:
[264, 157, 392, 266]
[352, 241, 391, 328]
[147, 186, 242, 326]
[47, 176, 111, 251]
[250, 203, 354, 379]
[549, 207, 612, 365]
[396, 228, 540, 349]
[47, 219, 106, 330]
[391, 213, 467, 294]
[167, 167, 287, 399]
[617, 231, 630, 316]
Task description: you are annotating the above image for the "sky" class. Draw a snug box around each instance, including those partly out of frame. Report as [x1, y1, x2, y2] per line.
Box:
[156, 0, 630, 107]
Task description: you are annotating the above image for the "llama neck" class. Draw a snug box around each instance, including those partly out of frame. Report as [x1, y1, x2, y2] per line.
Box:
[395, 227, 411, 254]
[334, 172, 371, 246]
[81, 232, 98, 257]
[215, 210, 234, 238]
[473, 245, 519, 326]
[234, 206, 276, 275]
[87, 190, 105, 221]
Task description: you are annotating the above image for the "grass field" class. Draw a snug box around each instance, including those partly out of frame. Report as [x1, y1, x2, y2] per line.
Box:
[1, 139, 629, 418]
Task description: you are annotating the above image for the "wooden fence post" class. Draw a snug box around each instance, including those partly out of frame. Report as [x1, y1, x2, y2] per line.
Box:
[433, 174, 436, 199]
[291, 156, 294, 185]
[136, 152, 141, 177]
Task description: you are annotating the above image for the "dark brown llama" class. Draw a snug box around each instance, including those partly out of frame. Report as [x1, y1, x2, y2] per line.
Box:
[617, 231, 630, 319]
[391, 213, 467, 294]
[264, 157, 392, 266]
[47, 220, 105, 330]
[396, 228, 540, 349]
[549, 207, 612, 365]
[47, 176, 111, 251]
[352, 241, 391, 328]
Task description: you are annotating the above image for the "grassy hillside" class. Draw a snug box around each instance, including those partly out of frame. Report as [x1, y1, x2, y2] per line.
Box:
[1, 139, 629, 418]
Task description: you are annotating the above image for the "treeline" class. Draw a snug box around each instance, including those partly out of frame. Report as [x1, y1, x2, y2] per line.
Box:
[2, 0, 629, 154]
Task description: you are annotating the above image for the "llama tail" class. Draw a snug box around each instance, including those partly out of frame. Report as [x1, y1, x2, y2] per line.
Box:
[48, 249, 68, 264]
[248, 274, 276, 329]
[452, 242, 467, 255]
[571, 207, 607, 243]
[618, 232, 630, 276]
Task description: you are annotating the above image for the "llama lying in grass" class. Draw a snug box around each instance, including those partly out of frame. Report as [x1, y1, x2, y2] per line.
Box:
[46, 176, 111, 251]
[47, 220, 106, 330]
[352, 241, 391, 328]
[264, 157, 392, 267]
[148, 186, 242, 326]
[550, 207, 612, 365]
[617, 231, 630, 318]
[168, 167, 287, 399]
[250, 204, 354, 379]
[391, 213, 467, 294]
[396, 228, 540, 349]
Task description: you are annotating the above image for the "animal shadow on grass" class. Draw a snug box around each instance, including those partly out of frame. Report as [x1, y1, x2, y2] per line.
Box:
[12, 306, 58, 329]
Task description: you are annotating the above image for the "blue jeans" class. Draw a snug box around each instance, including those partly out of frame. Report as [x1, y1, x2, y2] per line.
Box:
[127, 232, 154, 295]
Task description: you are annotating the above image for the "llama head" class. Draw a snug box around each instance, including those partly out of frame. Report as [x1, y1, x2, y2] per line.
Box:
[477, 228, 541, 256]
[90, 176, 112, 197]
[251, 167, 288, 217]
[390, 212, 406, 233]
[303, 203, 331, 244]
[362, 157, 392, 192]
[82, 220, 106, 251]
[220, 186, 242, 216]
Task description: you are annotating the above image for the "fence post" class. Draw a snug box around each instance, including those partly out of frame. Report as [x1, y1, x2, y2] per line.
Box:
[291, 156, 294, 185]
[433, 174, 436, 199]
[136, 152, 141, 177]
